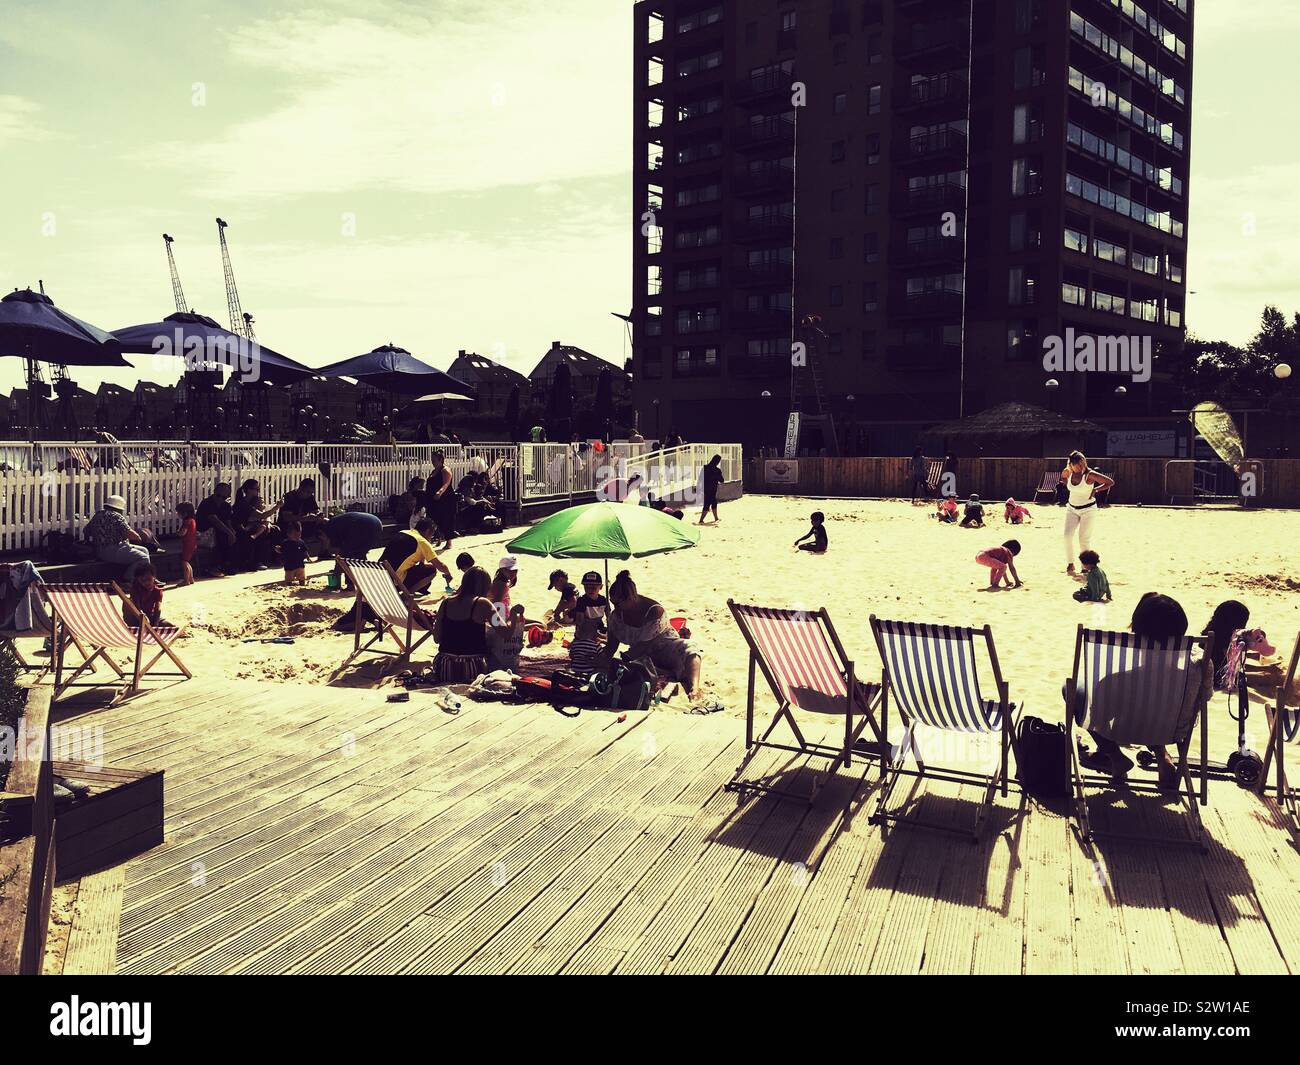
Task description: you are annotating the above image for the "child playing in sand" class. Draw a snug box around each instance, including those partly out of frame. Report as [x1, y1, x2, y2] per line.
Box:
[547, 569, 578, 628]
[176, 501, 197, 585]
[935, 496, 958, 523]
[277, 521, 310, 585]
[123, 564, 166, 627]
[1072, 549, 1111, 602]
[961, 494, 985, 528]
[1004, 498, 1032, 525]
[568, 571, 610, 673]
[976, 540, 1022, 590]
[794, 511, 828, 553]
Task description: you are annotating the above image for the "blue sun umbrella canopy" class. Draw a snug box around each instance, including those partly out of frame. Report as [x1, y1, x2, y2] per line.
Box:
[111, 311, 314, 385]
[0, 288, 128, 366]
[315, 343, 475, 397]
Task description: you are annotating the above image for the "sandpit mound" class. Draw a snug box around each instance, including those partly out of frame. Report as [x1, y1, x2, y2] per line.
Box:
[207, 600, 344, 640]
[1224, 572, 1300, 595]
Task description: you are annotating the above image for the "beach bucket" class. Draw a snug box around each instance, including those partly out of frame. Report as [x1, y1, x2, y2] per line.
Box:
[669, 616, 687, 633]
[326, 572, 342, 591]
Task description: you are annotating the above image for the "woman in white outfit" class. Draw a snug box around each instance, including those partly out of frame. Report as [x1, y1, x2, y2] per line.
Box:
[1060, 451, 1114, 574]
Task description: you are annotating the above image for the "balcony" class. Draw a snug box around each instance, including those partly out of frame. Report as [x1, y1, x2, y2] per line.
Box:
[896, 127, 967, 164]
[894, 21, 967, 60]
[898, 73, 967, 112]
[737, 261, 793, 287]
[672, 358, 722, 378]
[734, 215, 794, 243]
[734, 69, 795, 104]
[730, 354, 790, 378]
[736, 116, 795, 152]
[900, 182, 966, 213]
[894, 290, 963, 318]
[895, 237, 964, 265]
[734, 164, 794, 196]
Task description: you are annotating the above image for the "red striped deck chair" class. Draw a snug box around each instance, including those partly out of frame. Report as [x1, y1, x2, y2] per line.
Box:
[727, 601, 887, 802]
[66, 446, 94, 472]
[1032, 469, 1060, 504]
[0, 587, 93, 681]
[337, 557, 435, 669]
[1258, 632, 1300, 843]
[1066, 626, 1212, 850]
[42, 583, 191, 700]
[869, 616, 1020, 840]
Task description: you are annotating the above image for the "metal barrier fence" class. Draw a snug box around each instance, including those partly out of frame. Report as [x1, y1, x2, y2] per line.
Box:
[0, 439, 742, 553]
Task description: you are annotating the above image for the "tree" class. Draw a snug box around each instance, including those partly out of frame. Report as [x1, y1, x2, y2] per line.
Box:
[1172, 305, 1300, 407]
[503, 384, 520, 442]
[546, 361, 573, 440]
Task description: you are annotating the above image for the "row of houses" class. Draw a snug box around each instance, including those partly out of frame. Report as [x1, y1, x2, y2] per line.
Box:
[3, 341, 632, 437]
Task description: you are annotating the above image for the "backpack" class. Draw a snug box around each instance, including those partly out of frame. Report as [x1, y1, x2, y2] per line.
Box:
[1015, 715, 1070, 799]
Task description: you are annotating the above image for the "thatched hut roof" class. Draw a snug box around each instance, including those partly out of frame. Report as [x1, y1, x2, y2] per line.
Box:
[923, 401, 1105, 438]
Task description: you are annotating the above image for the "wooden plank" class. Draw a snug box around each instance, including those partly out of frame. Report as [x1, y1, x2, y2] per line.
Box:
[63, 866, 126, 975]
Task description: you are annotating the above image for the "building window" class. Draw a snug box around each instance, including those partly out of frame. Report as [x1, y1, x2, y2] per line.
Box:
[830, 187, 847, 212]
[829, 236, 844, 259]
[864, 183, 880, 215]
[867, 84, 882, 115]
[830, 139, 846, 162]
[1014, 0, 1041, 32]
[866, 32, 882, 63]
[1010, 157, 1042, 197]
[1009, 211, 1041, 251]
[829, 285, 844, 307]
[1061, 280, 1087, 306]
[861, 330, 877, 356]
[1012, 102, 1041, 145]
[1063, 227, 1088, 254]
[863, 232, 879, 264]
[865, 132, 880, 165]
[863, 280, 879, 312]
[1008, 266, 1037, 305]
[781, 10, 797, 30]
[1012, 46, 1043, 89]
[828, 332, 844, 354]
[1006, 319, 1036, 361]
[834, 41, 847, 64]
[833, 92, 847, 114]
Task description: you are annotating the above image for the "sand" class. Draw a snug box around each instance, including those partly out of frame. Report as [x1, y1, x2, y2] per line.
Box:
[20, 496, 1300, 752]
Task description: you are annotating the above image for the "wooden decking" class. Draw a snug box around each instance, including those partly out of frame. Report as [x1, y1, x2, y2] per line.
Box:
[41, 679, 1300, 975]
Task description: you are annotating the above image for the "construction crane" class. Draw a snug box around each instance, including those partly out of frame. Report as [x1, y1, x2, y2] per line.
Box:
[215, 217, 254, 341]
[162, 233, 188, 315]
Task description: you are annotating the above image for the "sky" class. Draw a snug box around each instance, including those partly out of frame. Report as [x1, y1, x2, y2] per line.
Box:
[1, 0, 1298, 395]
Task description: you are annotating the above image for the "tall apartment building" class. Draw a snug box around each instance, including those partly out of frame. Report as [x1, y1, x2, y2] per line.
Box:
[631, 0, 1192, 451]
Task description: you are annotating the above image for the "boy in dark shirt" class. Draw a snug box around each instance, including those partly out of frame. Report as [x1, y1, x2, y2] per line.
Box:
[276, 521, 311, 584]
[794, 511, 829, 553]
[960, 494, 985, 528]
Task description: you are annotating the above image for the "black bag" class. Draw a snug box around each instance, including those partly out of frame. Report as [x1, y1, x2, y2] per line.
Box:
[1016, 715, 1070, 799]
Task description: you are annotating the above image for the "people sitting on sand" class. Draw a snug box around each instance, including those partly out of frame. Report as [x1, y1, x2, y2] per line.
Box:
[456, 458, 500, 533]
[1075, 592, 1209, 789]
[604, 570, 702, 696]
[279, 478, 326, 542]
[233, 479, 281, 571]
[389, 476, 426, 529]
[977, 540, 1022, 590]
[648, 495, 685, 520]
[122, 563, 166, 627]
[960, 494, 985, 528]
[1004, 498, 1032, 525]
[84, 494, 152, 583]
[196, 483, 238, 577]
[547, 569, 578, 628]
[794, 511, 828, 553]
[568, 571, 609, 673]
[277, 521, 311, 585]
[935, 496, 958, 523]
[454, 552, 475, 579]
[431, 566, 495, 683]
[490, 556, 519, 615]
[1072, 549, 1111, 603]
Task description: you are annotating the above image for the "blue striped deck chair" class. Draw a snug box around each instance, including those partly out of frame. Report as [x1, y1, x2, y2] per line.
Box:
[868, 616, 1019, 840]
[1258, 632, 1300, 843]
[1066, 626, 1212, 850]
[727, 601, 887, 802]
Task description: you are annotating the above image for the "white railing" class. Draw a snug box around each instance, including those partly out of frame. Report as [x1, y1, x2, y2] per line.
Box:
[0, 438, 741, 553]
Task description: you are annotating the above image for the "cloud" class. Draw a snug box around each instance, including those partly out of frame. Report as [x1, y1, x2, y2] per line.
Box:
[137, 4, 633, 200]
[0, 94, 48, 148]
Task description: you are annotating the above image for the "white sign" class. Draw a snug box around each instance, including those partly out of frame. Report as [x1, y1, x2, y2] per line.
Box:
[765, 459, 799, 485]
[783, 412, 800, 458]
[1106, 428, 1176, 457]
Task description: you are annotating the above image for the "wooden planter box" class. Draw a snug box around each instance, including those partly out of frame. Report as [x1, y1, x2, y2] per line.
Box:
[52, 761, 164, 880]
[0, 686, 55, 975]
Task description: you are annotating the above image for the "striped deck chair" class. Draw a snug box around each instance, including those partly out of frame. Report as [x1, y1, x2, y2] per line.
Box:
[1032, 469, 1060, 504]
[924, 459, 944, 495]
[0, 580, 93, 680]
[1258, 632, 1300, 842]
[869, 616, 1019, 839]
[336, 558, 435, 669]
[1066, 626, 1212, 849]
[66, 446, 94, 472]
[727, 601, 888, 802]
[42, 583, 191, 700]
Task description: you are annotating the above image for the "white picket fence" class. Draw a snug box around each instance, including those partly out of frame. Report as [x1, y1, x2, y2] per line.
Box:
[0, 439, 742, 553]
